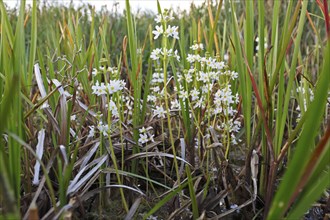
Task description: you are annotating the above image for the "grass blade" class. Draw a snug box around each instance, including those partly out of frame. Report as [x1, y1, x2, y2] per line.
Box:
[267, 39, 330, 220]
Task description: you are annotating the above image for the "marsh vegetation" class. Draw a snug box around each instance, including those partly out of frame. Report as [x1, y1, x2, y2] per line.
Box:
[0, 0, 329, 219]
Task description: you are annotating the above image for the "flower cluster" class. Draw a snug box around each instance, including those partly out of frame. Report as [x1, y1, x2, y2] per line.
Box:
[214, 85, 239, 116]
[154, 105, 166, 118]
[87, 118, 110, 138]
[106, 99, 119, 118]
[190, 43, 204, 51]
[150, 48, 180, 61]
[186, 55, 226, 71]
[92, 66, 119, 77]
[147, 68, 166, 104]
[149, 11, 242, 161]
[91, 79, 125, 96]
[138, 127, 155, 145]
[152, 25, 179, 40]
[97, 121, 109, 136]
[87, 66, 126, 138]
[177, 43, 242, 147]
[149, 11, 183, 121]
[154, 14, 174, 23]
[152, 11, 178, 40]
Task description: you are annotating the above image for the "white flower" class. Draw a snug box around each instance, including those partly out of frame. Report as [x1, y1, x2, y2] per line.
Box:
[106, 79, 125, 94]
[155, 14, 162, 23]
[70, 114, 76, 121]
[97, 121, 109, 136]
[92, 80, 125, 96]
[194, 98, 204, 108]
[188, 68, 195, 74]
[107, 99, 119, 118]
[138, 127, 154, 144]
[205, 57, 216, 68]
[209, 71, 218, 81]
[234, 93, 240, 104]
[154, 13, 174, 24]
[214, 85, 234, 106]
[185, 72, 193, 83]
[151, 86, 160, 93]
[190, 88, 200, 101]
[154, 106, 166, 118]
[201, 85, 210, 94]
[149, 134, 155, 143]
[92, 81, 107, 96]
[151, 71, 164, 83]
[161, 48, 173, 57]
[230, 71, 238, 80]
[164, 14, 174, 22]
[224, 106, 236, 116]
[198, 71, 209, 83]
[139, 127, 147, 133]
[138, 133, 149, 144]
[179, 90, 188, 101]
[214, 106, 223, 115]
[215, 61, 226, 70]
[173, 50, 180, 61]
[88, 126, 95, 138]
[200, 57, 207, 64]
[147, 95, 157, 103]
[232, 120, 241, 132]
[190, 43, 204, 50]
[186, 54, 195, 63]
[171, 99, 180, 110]
[158, 48, 180, 61]
[150, 48, 162, 60]
[186, 54, 201, 63]
[165, 25, 179, 39]
[152, 25, 163, 39]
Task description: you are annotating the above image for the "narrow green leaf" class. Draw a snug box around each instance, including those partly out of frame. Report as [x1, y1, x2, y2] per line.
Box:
[267, 39, 330, 220]
[186, 165, 199, 219]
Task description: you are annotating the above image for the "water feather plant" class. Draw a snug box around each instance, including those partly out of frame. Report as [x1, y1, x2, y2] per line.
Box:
[0, 0, 329, 219]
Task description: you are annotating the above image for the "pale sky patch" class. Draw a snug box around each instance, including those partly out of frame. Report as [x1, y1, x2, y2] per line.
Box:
[3, 0, 207, 13]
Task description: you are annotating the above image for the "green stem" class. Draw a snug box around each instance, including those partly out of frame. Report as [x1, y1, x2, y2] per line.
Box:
[162, 24, 181, 184]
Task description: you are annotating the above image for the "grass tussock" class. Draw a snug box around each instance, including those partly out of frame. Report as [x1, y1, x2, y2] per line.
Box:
[0, 0, 330, 219]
